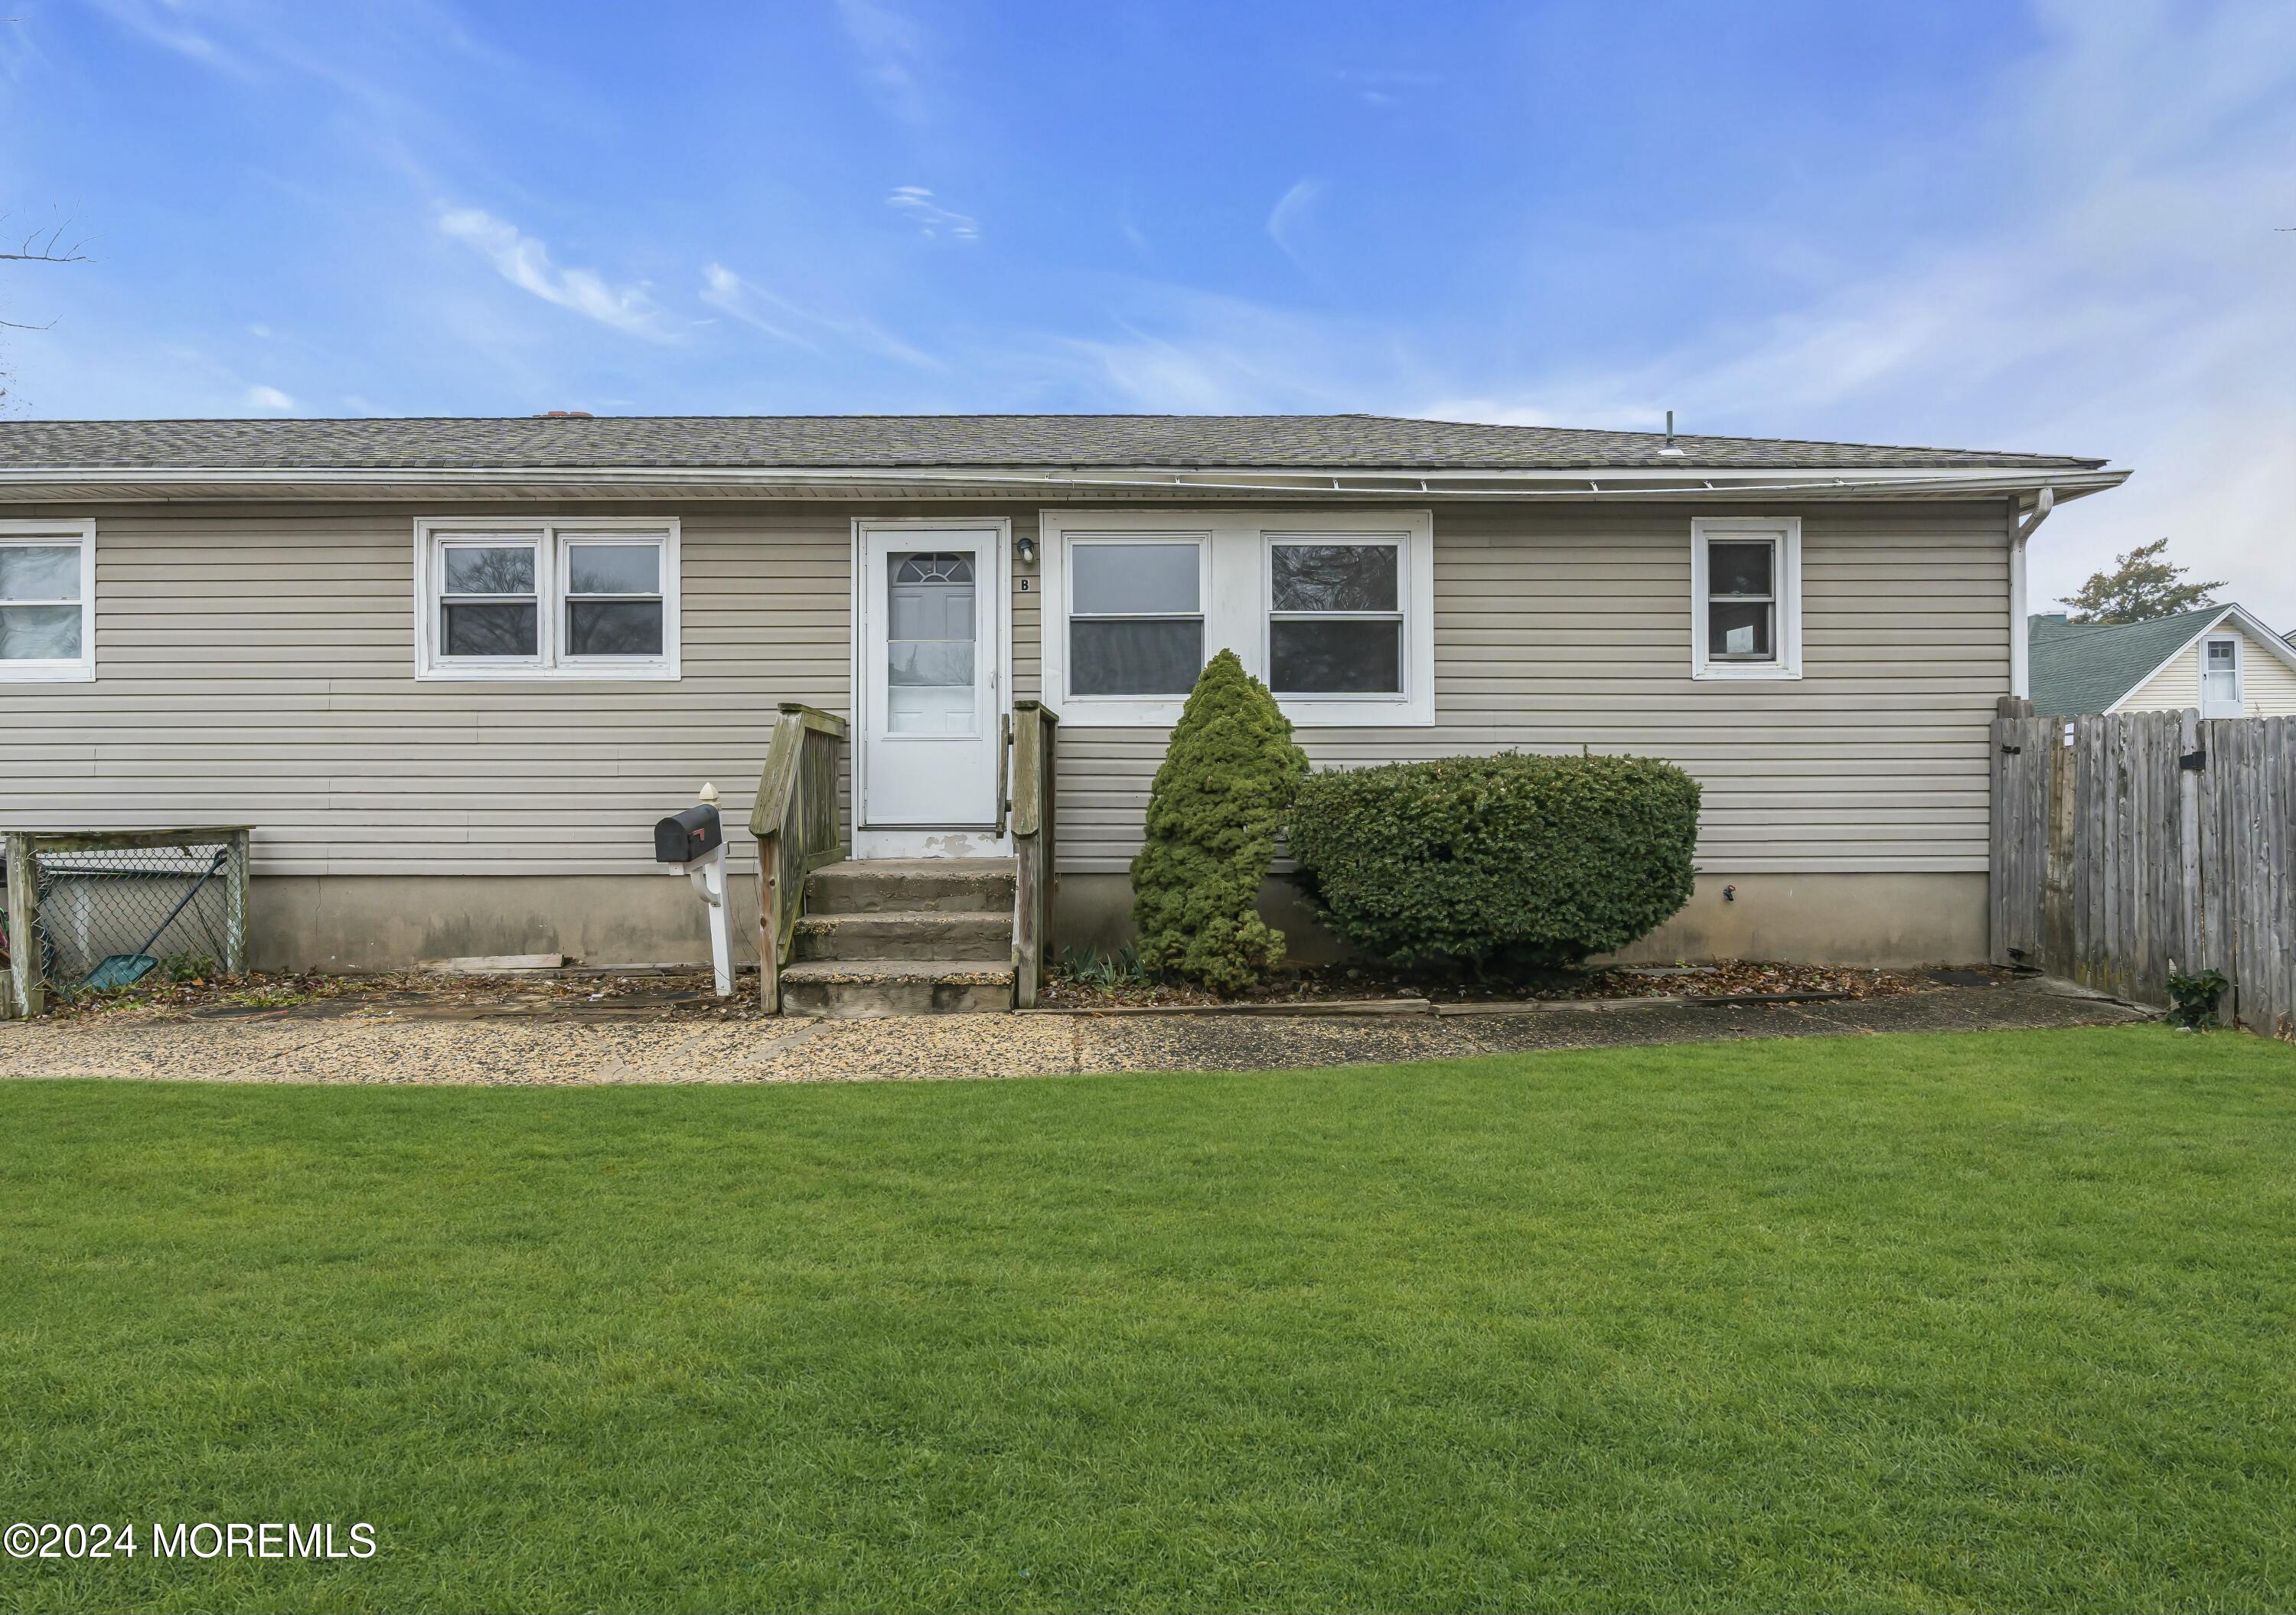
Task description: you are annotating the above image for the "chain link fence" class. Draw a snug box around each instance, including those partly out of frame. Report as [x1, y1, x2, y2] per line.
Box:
[3, 829, 251, 1016]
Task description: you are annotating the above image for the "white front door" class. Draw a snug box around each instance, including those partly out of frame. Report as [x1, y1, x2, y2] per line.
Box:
[856, 522, 1006, 837]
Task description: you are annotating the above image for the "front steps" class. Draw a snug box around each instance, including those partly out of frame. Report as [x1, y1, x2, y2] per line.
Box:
[778, 858, 1017, 1016]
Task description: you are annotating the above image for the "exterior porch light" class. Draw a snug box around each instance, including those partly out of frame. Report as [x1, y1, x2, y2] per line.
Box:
[1015, 533, 1037, 566]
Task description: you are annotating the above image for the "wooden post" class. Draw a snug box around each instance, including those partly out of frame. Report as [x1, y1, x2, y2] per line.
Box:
[225, 828, 252, 976]
[2043, 724, 2075, 973]
[2176, 710, 2202, 978]
[756, 830, 781, 1014]
[6, 833, 44, 1019]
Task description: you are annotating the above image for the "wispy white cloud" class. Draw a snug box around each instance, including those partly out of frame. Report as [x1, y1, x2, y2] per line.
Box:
[437, 208, 672, 340]
[1265, 178, 1322, 269]
[885, 187, 979, 242]
[83, 0, 261, 80]
[1335, 68, 1438, 109]
[245, 383, 294, 409]
[837, 0, 929, 124]
[700, 262, 939, 370]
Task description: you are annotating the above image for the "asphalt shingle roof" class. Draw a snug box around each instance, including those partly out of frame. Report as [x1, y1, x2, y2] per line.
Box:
[2028, 607, 2223, 716]
[0, 414, 2107, 473]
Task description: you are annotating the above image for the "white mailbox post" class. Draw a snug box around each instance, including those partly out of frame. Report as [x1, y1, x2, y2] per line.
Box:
[656, 783, 735, 998]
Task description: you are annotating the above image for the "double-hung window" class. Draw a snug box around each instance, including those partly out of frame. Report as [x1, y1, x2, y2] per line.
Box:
[1267, 537, 1404, 696]
[1040, 510, 1433, 725]
[2200, 634, 2242, 716]
[416, 518, 679, 680]
[1691, 517, 1802, 680]
[1065, 537, 1206, 698]
[0, 518, 96, 682]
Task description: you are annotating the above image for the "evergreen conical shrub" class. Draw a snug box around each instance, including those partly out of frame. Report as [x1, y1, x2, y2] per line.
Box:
[1130, 649, 1309, 992]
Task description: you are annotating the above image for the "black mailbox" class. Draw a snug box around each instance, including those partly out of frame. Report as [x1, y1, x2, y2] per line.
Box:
[654, 803, 722, 863]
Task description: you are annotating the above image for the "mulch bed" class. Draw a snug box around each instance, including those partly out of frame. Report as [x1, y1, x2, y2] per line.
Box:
[1039, 958, 1941, 1010]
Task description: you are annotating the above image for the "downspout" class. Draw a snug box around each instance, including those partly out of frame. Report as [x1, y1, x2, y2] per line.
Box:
[2009, 485, 2054, 700]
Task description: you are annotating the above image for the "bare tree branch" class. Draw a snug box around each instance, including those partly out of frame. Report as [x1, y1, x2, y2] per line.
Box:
[1, 217, 92, 263]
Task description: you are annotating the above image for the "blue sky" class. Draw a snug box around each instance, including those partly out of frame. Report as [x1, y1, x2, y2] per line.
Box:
[2, 0, 2291, 622]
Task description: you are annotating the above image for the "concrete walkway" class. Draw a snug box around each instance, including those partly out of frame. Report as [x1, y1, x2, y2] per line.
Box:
[0, 984, 2149, 1088]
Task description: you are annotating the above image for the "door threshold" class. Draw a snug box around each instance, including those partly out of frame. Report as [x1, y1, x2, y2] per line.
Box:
[853, 827, 1014, 860]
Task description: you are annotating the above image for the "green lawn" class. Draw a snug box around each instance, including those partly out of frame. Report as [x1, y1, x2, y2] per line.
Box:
[2, 1026, 2293, 1613]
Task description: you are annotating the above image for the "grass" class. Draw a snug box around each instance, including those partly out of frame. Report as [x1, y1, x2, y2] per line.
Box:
[2, 1026, 2293, 1613]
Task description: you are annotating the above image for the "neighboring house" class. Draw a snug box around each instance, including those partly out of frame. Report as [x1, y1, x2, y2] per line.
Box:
[2030, 605, 2296, 718]
[0, 415, 2128, 983]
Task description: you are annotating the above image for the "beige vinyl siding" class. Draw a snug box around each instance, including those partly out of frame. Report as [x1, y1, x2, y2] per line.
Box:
[1053, 501, 2011, 876]
[16, 504, 863, 876]
[2119, 624, 2296, 716]
[2, 498, 2001, 880]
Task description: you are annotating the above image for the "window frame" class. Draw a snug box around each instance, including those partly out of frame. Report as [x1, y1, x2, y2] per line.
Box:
[2200, 632, 2243, 717]
[0, 517, 97, 684]
[1062, 532, 1211, 711]
[1261, 533, 1408, 702]
[414, 517, 680, 682]
[1690, 516, 1802, 681]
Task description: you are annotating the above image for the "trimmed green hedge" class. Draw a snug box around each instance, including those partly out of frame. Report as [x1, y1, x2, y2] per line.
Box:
[1130, 650, 1309, 992]
[1288, 752, 1700, 970]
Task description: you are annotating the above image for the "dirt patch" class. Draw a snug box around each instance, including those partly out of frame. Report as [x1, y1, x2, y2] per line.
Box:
[35, 966, 768, 1025]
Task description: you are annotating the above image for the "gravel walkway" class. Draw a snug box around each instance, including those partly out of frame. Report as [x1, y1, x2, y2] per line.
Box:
[0, 985, 2148, 1088]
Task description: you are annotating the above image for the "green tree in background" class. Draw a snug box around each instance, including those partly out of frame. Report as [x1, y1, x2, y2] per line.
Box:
[2060, 539, 2225, 625]
[1130, 649, 1308, 993]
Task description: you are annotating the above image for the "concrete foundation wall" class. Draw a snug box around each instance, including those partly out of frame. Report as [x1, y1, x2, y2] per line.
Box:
[250, 874, 735, 973]
[249, 868, 1984, 974]
[1054, 870, 1988, 970]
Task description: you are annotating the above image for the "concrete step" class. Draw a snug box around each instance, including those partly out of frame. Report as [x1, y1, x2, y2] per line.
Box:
[779, 958, 1015, 1018]
[792, 909, 1012, 962]
[805, 857, 1017, 915]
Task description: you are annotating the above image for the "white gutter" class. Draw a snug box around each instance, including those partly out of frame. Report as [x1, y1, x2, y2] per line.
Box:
[0, 463, 2129, 502]
[2009, 485, 2056, 700]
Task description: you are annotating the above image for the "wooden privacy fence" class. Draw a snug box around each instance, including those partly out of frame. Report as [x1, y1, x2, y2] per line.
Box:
[1991, 697, 2293, 1036]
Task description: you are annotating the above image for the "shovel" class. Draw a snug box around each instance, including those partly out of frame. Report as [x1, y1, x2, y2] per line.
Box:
[83, 847, 230, 992]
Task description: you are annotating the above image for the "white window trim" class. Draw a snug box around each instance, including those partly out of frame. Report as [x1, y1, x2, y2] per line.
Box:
[0, 517, 96, 684]
[1039, 508, 1434, 726]
[1691, 515, 1802, 680]
[2200, 632, 2244, 718]
[413, 517, 680, 682]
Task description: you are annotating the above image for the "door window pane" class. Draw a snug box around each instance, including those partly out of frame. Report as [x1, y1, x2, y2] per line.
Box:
[1271, 618, 1402, 693]
[442, 545, 535, 594]
[1707, 541, 1774, 597]
[566, 600, 664, 657]
[1271, 543, 1397, 612]
[566, 543, 659, 595]
[1708, 600, 1774, 659]
[1071, 618, 1203, 695]
[0, 545, 80, 602]
[443, 602, 539, 657]
[1073, 543, 1199, 616]
[0, 604, 82, 661]
[886, 551, 977, 734]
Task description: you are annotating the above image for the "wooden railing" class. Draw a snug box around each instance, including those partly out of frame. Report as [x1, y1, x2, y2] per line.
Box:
[750, 703, 849, 1012]
[1007, 700, 1058, 1009]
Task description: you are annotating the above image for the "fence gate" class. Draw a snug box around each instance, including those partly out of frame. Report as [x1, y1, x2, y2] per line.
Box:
[3, 828, 253, 1020]
[1991, 697, 2293, 1037]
